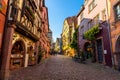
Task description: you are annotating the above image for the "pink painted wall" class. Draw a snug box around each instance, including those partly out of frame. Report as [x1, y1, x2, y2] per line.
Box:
[78, 0, 109, 50]
[78, 0, 108, 25]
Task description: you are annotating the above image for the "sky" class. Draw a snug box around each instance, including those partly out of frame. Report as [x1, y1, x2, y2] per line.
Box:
[45, 0, 84, 42]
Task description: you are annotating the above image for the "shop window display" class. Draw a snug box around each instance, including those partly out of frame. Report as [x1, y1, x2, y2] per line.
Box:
[10, 41, 25, 70]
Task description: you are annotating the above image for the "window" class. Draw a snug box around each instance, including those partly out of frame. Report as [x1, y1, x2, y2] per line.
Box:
[89, 3, 93, 12]
[10, 0, 19, 18]
[80, 13, 83, 20]
[10, 7, 18, 18]
[88, 0, 97, 12]
[114, 2, 120, 21]
[0, 0, 2, 8]
[102, 9, 106, 21]
[93, 14, 99, 25]
[93, 0, 96, 6]
[85, 0, 88, 5]
[88, 20, 92, 29]
[80, 26, 84, 34]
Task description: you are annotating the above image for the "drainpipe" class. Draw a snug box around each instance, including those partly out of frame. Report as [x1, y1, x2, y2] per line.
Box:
[105, 0, 115, 67]
[0, 0, 16, 80]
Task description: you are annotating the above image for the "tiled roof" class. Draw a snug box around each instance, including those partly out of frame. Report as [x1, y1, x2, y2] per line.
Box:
[66, 16, 77, 28]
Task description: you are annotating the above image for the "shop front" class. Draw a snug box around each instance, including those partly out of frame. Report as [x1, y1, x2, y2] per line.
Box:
[10, 40, 25, 70]
[10, 32, 37, 70]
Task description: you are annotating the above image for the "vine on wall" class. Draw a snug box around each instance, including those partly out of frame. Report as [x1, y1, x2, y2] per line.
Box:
[84, 24, 100, 41]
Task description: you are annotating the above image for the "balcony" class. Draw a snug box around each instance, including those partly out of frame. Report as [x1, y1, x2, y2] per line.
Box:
[83, 22, 103, 40]
[87, 20, 103, 31]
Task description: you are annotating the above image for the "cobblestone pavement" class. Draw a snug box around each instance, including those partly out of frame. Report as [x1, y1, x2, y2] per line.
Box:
[9, 55, 120, 80]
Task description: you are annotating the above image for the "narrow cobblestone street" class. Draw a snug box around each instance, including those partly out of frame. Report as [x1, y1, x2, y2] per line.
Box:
[9, 55, 120, 80]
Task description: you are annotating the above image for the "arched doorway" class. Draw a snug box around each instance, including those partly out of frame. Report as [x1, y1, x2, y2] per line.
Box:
[115, 35, 120, 70]
[84, 42, 92, 59]
[10, 40, 26, 70]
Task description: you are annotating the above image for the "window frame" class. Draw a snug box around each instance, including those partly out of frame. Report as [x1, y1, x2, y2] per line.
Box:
[93, 14, 100, 25]
[114, 1, 120, 22]
[0, 0, 2, 9]
[88, 0, 97, 13]
[80, 26, 84, 35]
[88, 20, 92, 30]
[80, 12, 83, 21]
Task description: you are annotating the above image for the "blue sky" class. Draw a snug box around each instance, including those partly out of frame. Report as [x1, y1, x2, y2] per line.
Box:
[45, 0, 84, 42]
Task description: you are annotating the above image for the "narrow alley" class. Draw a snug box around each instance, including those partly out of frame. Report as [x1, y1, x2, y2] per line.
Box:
[9, 55, 120, 80]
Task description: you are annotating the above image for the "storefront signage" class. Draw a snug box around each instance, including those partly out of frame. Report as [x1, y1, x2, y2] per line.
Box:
[104, 50, 107, 54]
[13, 60, 21, 65]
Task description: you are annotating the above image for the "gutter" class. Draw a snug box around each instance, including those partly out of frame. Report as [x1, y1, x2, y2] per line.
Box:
[105, 0, 115, 66]
[76, 5, 85, 17]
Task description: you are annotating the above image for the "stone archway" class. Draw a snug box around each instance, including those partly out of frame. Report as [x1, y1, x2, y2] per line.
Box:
[10, 40, 26, 70]
[115, 35, 120, 70]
